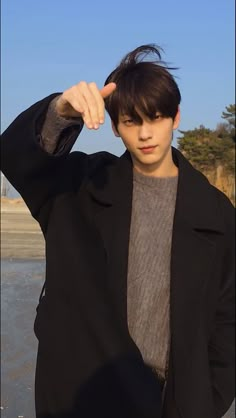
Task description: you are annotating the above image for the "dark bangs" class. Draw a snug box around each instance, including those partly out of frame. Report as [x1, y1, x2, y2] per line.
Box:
[104, 45, 181, 128]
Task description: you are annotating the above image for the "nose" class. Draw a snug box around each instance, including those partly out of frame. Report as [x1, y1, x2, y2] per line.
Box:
[138, 121, 152, 141]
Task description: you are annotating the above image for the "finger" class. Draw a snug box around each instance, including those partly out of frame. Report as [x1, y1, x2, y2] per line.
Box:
[80, 82, 100, 129]
[64, 87, 93, 129]
[80, 104, 94, 129]
[100, 82, 116, 99]
[89, 82, 106, 124]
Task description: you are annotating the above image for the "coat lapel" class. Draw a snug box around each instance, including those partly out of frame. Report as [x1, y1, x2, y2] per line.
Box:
[87, 151, 134, 330]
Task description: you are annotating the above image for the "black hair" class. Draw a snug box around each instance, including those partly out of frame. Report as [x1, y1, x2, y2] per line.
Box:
[104, 44, 181, 128]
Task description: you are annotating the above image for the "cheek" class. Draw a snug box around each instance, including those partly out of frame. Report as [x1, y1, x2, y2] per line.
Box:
[161, 126, 174, 141]
[119, 132, 135, 149]
[122, 139, 133, 151]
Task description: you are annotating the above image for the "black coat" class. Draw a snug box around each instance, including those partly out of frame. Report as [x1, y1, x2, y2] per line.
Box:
[1, 95, 235, 418]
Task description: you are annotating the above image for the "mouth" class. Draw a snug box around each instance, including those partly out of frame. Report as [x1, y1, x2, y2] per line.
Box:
[139, 145, 157, 153]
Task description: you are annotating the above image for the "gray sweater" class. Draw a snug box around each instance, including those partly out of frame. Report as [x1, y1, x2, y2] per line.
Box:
[128, 171, 178, 379]
[41, 97, 178, 381]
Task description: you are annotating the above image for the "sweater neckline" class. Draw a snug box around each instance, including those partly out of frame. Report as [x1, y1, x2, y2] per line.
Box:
[133, 169, 178, 188]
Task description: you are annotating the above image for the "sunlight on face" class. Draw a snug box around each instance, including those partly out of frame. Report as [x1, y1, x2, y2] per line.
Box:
[112, 109, 180, 177]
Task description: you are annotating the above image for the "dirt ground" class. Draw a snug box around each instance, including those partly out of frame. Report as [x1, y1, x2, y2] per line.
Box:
[1, 198, 45, 259]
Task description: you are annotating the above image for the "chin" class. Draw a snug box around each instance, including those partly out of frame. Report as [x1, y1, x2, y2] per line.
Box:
[140, 156, 161, 165]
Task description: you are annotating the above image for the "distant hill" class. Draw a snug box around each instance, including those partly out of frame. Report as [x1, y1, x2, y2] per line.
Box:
[200, 166, 235, 206]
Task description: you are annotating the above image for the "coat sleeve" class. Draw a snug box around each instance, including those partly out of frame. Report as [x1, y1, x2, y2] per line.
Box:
[208, 194, 235, 417]
[1, 94, 88, 227]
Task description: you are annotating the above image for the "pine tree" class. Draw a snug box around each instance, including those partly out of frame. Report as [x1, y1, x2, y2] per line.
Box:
[221, 104, 235, 142]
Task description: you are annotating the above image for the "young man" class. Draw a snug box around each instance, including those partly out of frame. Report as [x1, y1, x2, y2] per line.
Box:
[1, 45, 235, 418]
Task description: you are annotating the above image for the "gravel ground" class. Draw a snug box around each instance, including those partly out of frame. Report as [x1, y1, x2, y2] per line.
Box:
[1, 259, 45, 417]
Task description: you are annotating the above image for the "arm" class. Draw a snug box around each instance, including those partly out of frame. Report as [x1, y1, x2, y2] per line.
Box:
[1, 82, 116, 225]
[208, 195, 235, 417]
[40, 95, 82, 154]
[1, 94, 85, 222]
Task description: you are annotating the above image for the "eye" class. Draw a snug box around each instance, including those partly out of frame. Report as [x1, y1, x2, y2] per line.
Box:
[123, 118, 134, 126]
[155, 113, 162, 120]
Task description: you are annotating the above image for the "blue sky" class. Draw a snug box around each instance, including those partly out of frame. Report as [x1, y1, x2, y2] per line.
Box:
[1, 0, 235, 158]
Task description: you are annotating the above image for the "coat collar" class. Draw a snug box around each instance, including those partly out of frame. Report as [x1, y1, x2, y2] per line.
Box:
[172, 147, 224, 233]
[87, 147, 224, 234]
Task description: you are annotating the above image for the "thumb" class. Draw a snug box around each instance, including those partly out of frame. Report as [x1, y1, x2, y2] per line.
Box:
[100, 82, 116, 99]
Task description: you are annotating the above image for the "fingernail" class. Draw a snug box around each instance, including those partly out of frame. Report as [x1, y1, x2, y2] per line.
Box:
[94, 124, 99, 129]
[99, 119, 104, 124]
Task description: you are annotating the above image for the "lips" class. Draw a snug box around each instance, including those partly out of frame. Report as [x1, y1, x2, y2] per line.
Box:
[139, 146, 156, 150]
[139, 145, 157, 153]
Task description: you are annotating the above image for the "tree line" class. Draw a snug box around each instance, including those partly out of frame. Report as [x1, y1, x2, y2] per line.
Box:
[177, 104, 235, 204]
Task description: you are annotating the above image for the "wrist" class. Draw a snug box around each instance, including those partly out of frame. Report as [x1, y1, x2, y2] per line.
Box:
[55, 95, 82, 119]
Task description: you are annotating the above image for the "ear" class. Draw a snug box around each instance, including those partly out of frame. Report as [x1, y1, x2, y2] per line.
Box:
[173, 107, 181, 130]
[111, 121, 120, 137]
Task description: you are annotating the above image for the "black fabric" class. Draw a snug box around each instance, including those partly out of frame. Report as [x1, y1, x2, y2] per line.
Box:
[35, 353, 162, 418]
[1, 95, 235, 418]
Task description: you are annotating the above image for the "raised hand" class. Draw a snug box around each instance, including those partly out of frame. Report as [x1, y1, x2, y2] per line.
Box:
[55, 81, 116, 129]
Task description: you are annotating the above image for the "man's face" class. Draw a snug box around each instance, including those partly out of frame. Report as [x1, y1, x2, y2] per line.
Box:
[112, 109, 180, 176]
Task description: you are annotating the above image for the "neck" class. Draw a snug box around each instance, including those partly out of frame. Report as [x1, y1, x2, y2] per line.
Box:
[132, 150, 178, 178]
[134, 164, 178, 178]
